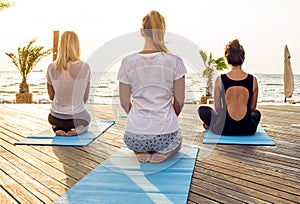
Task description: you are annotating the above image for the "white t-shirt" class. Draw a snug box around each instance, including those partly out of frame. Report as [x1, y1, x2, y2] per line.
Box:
[46, 61, 91, 115]
[117, 52, 187, 134]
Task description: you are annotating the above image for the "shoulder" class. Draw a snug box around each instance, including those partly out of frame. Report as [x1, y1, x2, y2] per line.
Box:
[216, 75, 222, 83]
[214, 75, 222, 89]
[121, 53, 139, 62]
[47, 62, 55, 70]
[47, 63, 55, 74]
[81, 61, 90, 68]
[247, 74, 256, 82]
[78, 61, 90, 72]
[163, 53, 183, 61]
[160, 53, 185, 69]
[220, 73, 227, 81]
[252, 75, 258, 85]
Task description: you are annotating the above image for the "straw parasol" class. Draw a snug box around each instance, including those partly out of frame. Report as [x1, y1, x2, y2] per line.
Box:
[284, 45, 294, 102]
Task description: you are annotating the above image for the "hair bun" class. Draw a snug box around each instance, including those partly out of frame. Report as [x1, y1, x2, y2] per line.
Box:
[229, 39, 241, 53]
[225, 39, 245, 66]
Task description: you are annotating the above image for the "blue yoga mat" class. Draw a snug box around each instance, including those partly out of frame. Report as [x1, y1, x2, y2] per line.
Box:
[14, 120, 115, 146]
[203, 124, 275, 145]
[54, 145, 198, 204]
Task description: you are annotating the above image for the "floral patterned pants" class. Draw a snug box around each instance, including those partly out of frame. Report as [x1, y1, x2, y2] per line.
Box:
[124, 129, 182, 154]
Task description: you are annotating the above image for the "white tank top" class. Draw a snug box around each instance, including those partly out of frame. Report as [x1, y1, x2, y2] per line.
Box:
[46, 61, 91, 115]
[117, 52, 187, 134]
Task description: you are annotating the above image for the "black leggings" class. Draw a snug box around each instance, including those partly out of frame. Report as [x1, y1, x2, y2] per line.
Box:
[48, 114, 89, 133]
[198, 106, 261, 134]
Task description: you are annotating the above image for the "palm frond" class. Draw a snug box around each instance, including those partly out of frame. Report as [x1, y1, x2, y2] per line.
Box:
[0, 0, 14, 11]
[199, 50, 207, 66]
[5, 38, 52, 81]
[199, 50, 229, 96]
[214, 57, 228, 71]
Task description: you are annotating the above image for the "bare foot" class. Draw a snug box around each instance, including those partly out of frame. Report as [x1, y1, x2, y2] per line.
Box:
[134, 152, 151, 163]
[149, 153, 171, 163]
[52, 125, 67, 136]
[55, 130, 67, 136]
[65, 125, 87, 136]
[150, 143, 181, 164]
[66, 129, 78, 136]
[74, 125, 87, 135]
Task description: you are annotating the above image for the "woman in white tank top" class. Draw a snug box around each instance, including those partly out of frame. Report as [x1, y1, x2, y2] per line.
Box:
[118, 11, 187, 163]
[46, 31, 91, 136]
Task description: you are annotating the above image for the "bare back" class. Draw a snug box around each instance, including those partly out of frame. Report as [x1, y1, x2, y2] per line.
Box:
[225, 72, 249, 121]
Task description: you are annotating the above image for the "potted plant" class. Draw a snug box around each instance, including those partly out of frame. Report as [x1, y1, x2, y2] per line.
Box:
[5, 38, 52, 103]
[199, 50, 228, 104]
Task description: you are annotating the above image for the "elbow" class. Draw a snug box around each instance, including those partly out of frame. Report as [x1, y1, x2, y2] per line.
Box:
[179, 100, 184, 110]
[84, 95, 89, 103]
[120, 102, 127, 111]
[178, 94, 185, 110]
[173, 96, 184, 116]
[250, 103, 257, 112]
[215, 104, 221, 114]
[120, 101, 130, 114]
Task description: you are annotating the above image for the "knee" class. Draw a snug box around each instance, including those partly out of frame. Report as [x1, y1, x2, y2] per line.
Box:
[48, 114, 54, 124]
[198, 106, 204, 117]
[198, 106, 210, 117]
[252, 110, 261, 118]
[252, 110, 261, 123]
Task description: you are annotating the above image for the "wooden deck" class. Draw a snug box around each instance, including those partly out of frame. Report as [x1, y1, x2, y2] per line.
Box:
[0, 104, 299, 204]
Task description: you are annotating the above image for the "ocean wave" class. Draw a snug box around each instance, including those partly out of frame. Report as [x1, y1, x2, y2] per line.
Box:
[1, 71, 299, 104]
[263, 83, 282, 86]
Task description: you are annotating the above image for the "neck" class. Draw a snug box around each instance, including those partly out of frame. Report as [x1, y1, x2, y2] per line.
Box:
[230, 65, 242, 71]
[142, 38, 159, 52]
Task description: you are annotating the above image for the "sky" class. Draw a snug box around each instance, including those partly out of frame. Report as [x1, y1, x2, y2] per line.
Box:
[0, 0, 299, 74]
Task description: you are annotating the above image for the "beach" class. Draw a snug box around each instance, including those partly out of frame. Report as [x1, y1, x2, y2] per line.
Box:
[1, 1, 300, 202]
[1, 66, 299, 203]
[0, 103, 299, 203]
[1, 71, 299, 104]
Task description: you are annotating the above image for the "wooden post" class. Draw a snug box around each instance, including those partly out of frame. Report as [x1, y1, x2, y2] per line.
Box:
[53, 30, 59, 61]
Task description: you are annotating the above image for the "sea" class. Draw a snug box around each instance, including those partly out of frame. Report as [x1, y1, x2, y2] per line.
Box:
[0, 70, 299, 104]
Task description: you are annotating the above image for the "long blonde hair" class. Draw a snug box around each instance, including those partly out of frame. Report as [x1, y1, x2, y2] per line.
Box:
[142, 10, 169, 53]
[55, 31, 80, 70]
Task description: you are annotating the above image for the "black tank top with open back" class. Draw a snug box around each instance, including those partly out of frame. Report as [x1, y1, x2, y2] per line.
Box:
[212, 74, 256, 135]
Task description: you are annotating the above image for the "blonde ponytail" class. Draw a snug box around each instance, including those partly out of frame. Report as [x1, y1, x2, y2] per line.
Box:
[55, 31, 81, 70]
[142, 10, 170, 53]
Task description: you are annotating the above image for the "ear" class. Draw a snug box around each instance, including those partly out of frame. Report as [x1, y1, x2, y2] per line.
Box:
[140, 28, 145, 37]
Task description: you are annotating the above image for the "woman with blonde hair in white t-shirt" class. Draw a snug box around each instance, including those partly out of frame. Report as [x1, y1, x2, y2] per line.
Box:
[47, 31, 91, 136]
[118, 10, 187, 163]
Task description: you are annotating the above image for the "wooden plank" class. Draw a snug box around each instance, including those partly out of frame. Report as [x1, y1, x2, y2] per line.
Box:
[188, 192, 219, 204]
[0, 185, 18, 204]
[210, 146, 300, 177]
[0, 153, 55, 203]
[192, 175, 271, 204]
[1, 104, 300, 203]
[0, 137, 77, 189]
[193, 165, 294, 203]
[198, 148, 300, 189]
[0, 169, 42, 204]
[189, 184, 245, 204]
[192, 170, 272, 203]
[197, 160, 299, 203]
[0, 126, 85, 180]
[0, 145, 68, 197]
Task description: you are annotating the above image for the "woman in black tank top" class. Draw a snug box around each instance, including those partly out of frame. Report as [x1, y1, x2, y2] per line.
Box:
[198, 39, 261, 136]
